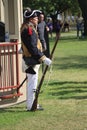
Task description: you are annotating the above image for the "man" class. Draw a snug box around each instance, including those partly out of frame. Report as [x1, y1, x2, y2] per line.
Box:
[37, 13, 50, 72]
[21, 9, 52, 111]
[37, 13, 49, 53]
[76, 13, 83, 38]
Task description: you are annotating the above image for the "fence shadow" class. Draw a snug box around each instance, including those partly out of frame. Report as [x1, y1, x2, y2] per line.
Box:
[48, 81, 87, 100]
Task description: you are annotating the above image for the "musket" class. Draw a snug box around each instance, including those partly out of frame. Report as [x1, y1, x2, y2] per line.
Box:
[31, 21, 65, 111]
[17, 75, 27, 93]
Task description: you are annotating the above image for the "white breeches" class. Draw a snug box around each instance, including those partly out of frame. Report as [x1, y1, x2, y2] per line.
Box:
[26, 65, 40, 110]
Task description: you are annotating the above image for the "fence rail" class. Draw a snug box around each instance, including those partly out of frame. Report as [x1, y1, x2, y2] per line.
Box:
[0, 42, 22, 100]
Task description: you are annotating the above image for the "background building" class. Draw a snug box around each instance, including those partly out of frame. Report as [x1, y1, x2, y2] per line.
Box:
[0, 0, 26, 107]
[0, 0, 23, 43]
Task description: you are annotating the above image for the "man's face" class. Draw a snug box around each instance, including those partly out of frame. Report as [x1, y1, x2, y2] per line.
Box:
[30, 17, 38, 25]
[39, 14, 44, 21]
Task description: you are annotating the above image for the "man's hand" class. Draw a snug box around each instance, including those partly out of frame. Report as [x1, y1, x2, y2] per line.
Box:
[43, 57, 52, 66]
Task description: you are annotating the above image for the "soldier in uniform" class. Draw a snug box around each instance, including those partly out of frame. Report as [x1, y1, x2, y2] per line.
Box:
[21, 9, 52, 111]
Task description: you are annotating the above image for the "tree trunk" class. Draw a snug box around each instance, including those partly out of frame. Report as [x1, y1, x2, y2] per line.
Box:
[78, 0, 87, 36]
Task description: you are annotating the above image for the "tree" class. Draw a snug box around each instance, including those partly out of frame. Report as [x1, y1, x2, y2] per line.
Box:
[23, 0, 80, 15]
[23, 0, 87, 36]
[78, 0, 87, 36]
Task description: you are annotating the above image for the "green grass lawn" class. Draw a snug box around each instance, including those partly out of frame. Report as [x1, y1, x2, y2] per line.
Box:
[0, 31, 87, 130]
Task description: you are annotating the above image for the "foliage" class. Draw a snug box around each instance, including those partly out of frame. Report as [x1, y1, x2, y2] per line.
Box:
[23, 0, 80, 15]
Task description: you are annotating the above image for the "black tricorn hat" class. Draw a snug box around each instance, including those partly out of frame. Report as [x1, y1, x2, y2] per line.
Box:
[24, 10, 42, 19]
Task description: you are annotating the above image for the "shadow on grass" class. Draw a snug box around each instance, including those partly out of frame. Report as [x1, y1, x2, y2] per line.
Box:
[0, 105, 27, 113]
[49, 81, 87, 86]
[48, 81, 87, 100]
[54, 55, 87, 70]
[49, 34, 87, 42]
[60, 36, 87, 41]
